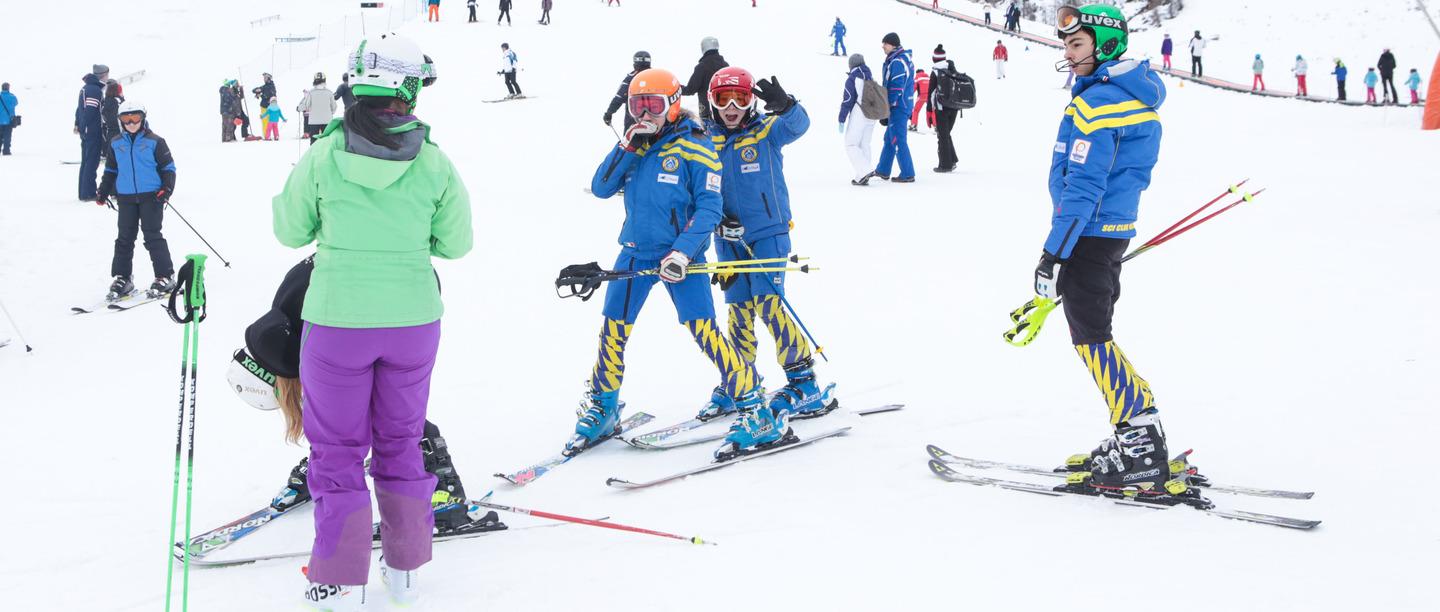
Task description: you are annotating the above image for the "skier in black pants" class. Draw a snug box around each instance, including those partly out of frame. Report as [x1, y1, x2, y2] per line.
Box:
[927, 45, 960, 173]
[1377, 48, 1398, 104]
[100, 80, 124, 158]
[225, 256, 501, 535]
[499, 43, 522, 98]
[96, 101, 176, 301]
[467, 0, 477, 22]
[603, 50, 651, 129]
[75, 64, 107, 201]
[683, 37, 729, 119]
[497, 0, 512, 25]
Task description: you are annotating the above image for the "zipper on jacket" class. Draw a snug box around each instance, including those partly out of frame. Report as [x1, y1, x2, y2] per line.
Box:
[126, 133, 138, 196]
[670, 208, 681, 235]
[761, 193, 773, 218]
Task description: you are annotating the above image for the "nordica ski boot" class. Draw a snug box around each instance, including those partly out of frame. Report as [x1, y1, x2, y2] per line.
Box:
[106, 275, 135, 301]
[767, 357, 838, 419]
[146, 275, 176, 298]
[272, 457, 311, 512]
[565, 389, 624, 456]
[380, 556, 419, 606]
[714, 390, 798, 462]
[1057, 414, 1187, 498]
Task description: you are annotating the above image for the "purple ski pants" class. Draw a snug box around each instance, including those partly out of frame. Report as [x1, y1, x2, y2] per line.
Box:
[301, 321, 441, 585]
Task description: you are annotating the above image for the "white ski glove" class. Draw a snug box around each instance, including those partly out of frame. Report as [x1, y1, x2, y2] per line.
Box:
[659, 251, 690, 284]
[1034, 252, 1063, 300]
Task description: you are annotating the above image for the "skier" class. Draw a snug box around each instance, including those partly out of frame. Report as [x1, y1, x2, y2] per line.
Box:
[297, 72, 338, 143]
[1160, 33, 1172, 71]
[701, 67, 836, 458]
[1364, 67, 1379, 104]
[1292, 55, 1309, 97]
[467, 0, 477, 22]
[863, 32, 916, 183]
[539, 0, 552, 25]
[1006, 2, 1021, 31]
[928, 44, 962, 173]
[271, 33, 469, 610]
[1252, 54, 1265, 91]
[96, 101, 176, 301]
[909, 68, 931, 131]
[1378, 48, 1397, 104]
[983, 4, 992, 26]
[497, 0, 511, 26]
[839, 53, 877, 186]
[75, 64, 107, 201]
[831, 17, 847, 56]
[1332, 58, 1348, 101]
[683, 37, 729, 119]
[1037, 5, 1173, 495]
[498, 43, 521, 98]
[101, 80, 124, 155]
[603, 50, 651, 130]
[254, 73, 278, 136]
[220, 80, 241, 142]
[1406, 68, 1422, 105]
[233, 81, 255, 140]
[335, 73, 356, 110]
[1188, 30, 1205, 77]
[428, 0, 440, 22]
[263, 97, 287, 140]
[579, 68, 763, 459]
[993, 40, 1008, 79]
[0, 82, 16, 156]
[225, 256, 498, 536]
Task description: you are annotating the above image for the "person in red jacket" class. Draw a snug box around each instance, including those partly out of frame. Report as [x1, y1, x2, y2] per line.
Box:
[909, 68, 933, 131]
[993, 40, 1009, 79]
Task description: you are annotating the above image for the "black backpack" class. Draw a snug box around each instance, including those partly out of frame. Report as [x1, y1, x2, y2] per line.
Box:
[933, 68, 977, 110]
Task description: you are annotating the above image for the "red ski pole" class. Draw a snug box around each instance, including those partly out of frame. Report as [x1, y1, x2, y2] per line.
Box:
[474, 493, 717, 546]
[1122, 187, 1265, 263]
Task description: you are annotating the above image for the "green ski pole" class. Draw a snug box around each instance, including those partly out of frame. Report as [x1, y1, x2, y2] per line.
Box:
[164, 254, 207, 612]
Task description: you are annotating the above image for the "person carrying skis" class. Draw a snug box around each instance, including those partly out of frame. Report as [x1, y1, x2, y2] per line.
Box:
[993, 40, 1009, 79]
[1332, 58, 1348, 101]
[1160, 33, 1172, 71]
[297, 72, 338, 143]
[498, 43, 521, 98]
[864, 32, 915, 183]
[909, 67, 931, 131]
[1035, 5, 1173, 495]
[271, 33, 470, 610]
[1378, 48, 1397, 104]
[579, 68, 763, 459]
[604, 50, 651, 130]
[75, 64, 107, 200]
[701, 66, 835, 459]
[96, 101, 176, 301]
[1292, 55, 1309, 97]
[1252, 54, 1265, 91]
[928, 44, 962, 173]
[831, 17, 848, 56]
[1406, 67, 1422, 105]
[683, 37, 729, 118]
[839, 53, 877, 186]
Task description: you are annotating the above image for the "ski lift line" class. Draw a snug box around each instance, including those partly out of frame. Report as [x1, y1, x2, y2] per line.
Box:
[250, 14, 281, 28]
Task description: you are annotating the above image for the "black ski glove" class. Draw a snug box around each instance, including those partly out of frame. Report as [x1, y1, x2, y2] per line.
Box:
[753, 76, 793, 114]
[603, 112, 613, 126]
[879, 117, 889, 126]
[1034, 251, 1063, 300]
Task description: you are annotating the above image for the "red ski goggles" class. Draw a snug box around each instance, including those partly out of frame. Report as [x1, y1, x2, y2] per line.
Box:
[710, 88, 755, 111]
[627, 94, 671, 118]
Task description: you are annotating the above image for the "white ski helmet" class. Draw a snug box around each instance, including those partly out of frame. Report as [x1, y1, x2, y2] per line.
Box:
[226, 348, 280, 411]
[347, 32, 437, 103]
[117, 100, 146, 118]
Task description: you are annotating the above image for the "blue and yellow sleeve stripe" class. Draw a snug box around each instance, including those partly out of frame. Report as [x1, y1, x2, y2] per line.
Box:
[1065, 96, 1159, 135]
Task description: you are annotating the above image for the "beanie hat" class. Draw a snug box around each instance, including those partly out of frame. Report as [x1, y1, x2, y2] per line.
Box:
[93, 64, 110, 77]
[933, 45, 947, 62]
[848, 53, 865, 69]
[882, 32, 900, 47]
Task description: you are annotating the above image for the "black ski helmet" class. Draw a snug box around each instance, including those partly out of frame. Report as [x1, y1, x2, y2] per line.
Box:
[633, 50, 652, 71]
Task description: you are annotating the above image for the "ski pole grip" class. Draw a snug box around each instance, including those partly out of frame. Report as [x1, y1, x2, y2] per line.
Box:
[166, 254, 209, 324]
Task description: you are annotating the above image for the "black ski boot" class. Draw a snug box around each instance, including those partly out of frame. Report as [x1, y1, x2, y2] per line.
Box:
[421, 421, 466, 507]
[1057, 414, 1183, 498]
[271, 457, 311, 512]
[106, 276, 135, 301]
[431, 502, 507, 536]
[147, 275, 176, 298]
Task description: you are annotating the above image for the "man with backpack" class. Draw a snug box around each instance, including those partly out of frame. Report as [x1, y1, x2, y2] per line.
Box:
[839, 53, 882, 186]
[927, 45, 971, 173]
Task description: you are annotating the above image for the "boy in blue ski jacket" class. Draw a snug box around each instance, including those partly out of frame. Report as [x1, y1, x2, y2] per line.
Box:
[96, 101, 176, 301]
[868, 32, 916, 182]
[1034, 5, 1176, 495]
[831, 18, 847, 56]
[702, 66, 836, 459]
[575, 68, 762, 456]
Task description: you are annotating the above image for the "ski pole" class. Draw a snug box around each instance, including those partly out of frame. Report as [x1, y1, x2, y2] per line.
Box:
[1002, 183, 1263, 347]
[727, 238, 829, 362]
[165, 202, 232, 268]
[164, 254, 207, 612]
[474, 492, 716, 545]
[0, 297, 34, 352]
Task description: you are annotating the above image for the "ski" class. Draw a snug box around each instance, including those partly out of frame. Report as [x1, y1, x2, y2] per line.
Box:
[107, 293, 167, 312]
[927, 459, 1320, 530]
[175, 502, 306, 561]
[925, 444, 1314, 500]
[71, 290, 155, 314]
[624, 401, 901, 451]
[606, 426, 852, 490]
[482, 95, 536, 103]
[494, 412, 654, 486]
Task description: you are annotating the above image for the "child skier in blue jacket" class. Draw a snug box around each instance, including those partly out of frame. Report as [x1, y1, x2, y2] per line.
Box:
[97, 101, 176, 300]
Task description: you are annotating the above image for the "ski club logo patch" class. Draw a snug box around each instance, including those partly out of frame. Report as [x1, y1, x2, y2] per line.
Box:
[741, 163, 760, 173]
[1054, 141, 1067, 154]
[706, 172, 723, 192]
[1069, 139, 1091, 165]
[740, 146, 759, 162]
[662, 156, 680, 172]
[657, 173, 680, 184]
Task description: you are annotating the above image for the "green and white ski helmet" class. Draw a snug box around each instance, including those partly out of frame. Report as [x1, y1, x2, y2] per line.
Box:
[1056, 4, 1129, 63]
[347, 32, 438, 103]
[227, 348, 280, 411]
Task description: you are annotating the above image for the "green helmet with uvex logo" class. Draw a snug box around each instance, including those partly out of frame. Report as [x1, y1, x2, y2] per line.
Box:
[1057, 4, 1129, 63]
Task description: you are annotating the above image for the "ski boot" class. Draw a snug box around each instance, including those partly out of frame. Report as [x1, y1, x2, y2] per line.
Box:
[105, 275, 135, 302]
[421, 422, 466, 505]
[1056, 414, 1187, 499]
[302, 566, 366, 612]
[431, 501, 506, 536]
[565, 389, 624, 456]
[767, 357, 838, 420]
[380, 556, 419, 605]
[271, 457, 311, 512]
[714, 390, 797, 462]
[695, 385, 737, 422]
[146, 275, 176, 298]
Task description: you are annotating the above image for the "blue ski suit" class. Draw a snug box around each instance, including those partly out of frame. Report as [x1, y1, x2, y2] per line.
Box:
[876, 47, 915, 179]
[831, 19, 848, 56]
[75, 73, 105, 199]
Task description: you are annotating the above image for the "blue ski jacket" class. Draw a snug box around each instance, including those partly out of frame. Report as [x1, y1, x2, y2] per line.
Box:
[591, 113, 725, 260]
[839, 64, 872, 123]
[883, 48, 915, 114]
[1045, 59, 1165, 259]
[1364, 70, 1379, 87]
[99, 122, 177, 200]
[705, 101, 810, 243]
[832, 20, 846, 41]
[0, 91, 16, 125]
[75, 73, 104, 138]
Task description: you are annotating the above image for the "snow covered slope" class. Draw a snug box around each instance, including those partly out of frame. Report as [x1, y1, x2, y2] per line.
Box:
[1, 1, 1438, 610]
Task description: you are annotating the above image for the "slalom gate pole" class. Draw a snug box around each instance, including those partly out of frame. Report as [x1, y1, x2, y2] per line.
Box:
[0, 297, 34, 352]
[163, 255, 207, 612]
[475, 493, 716, 546]
[731, 238, 829, 362]
[166, 202, 232, 267]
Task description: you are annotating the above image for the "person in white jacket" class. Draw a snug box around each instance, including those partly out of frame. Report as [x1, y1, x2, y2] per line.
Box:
[499, 42, 522, 98]
[1292, 55, 1309, 97]
[839, 54, 877, 186]
[295, 72, 337, 143]
[1188, 31, 1206, 77]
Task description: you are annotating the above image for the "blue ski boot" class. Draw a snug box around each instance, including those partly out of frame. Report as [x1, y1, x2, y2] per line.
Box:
[696, 376, 766, 421]
[566, 389, 623, 456]
[714, 390, 798, 462]
[767, 357, 838, 419]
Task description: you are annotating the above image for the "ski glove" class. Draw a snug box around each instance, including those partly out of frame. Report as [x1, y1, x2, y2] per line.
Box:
[155, 189, 169, 204]
[1034, 252, 1063, 300]
[753, 76, 793, 114]
[879, 117, 889, 126]
[718, 218, 745, 242]
[711, 270, 738, 290]
[622, 120, 659, 152]
[838, 123, 845, 134]
[659, 251, 690, 284]
[603, 113, 613, 126]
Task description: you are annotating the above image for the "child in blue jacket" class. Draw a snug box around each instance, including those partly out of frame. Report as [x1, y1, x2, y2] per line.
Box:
[96, 101, 175, 300]
[264, 97, 287, 140]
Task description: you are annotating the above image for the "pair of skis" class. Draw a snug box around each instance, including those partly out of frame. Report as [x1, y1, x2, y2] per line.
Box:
[71, 290, 165, 314]
[925, 444, 1320, 529]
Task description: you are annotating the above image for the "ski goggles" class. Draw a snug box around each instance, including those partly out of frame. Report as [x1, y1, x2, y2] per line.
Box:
[627, 93, 673, 118]
[710, 88, 755, 111]
[119, 113, 145, 125]
[1056, 6, 1127, 38]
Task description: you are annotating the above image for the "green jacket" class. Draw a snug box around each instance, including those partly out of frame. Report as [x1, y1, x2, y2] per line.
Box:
[272, 117, 472, 328]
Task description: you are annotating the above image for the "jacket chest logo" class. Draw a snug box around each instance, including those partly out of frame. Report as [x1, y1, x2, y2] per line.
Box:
[661, 156, 680, 172]
[739, 146, 758, 163]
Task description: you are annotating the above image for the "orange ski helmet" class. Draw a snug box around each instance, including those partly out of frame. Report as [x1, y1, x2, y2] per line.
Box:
[627, 68, 683, 122]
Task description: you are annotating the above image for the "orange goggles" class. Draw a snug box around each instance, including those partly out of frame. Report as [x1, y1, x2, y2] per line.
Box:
[119, 114, 145, 125]
[710, 89, 755, 110]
